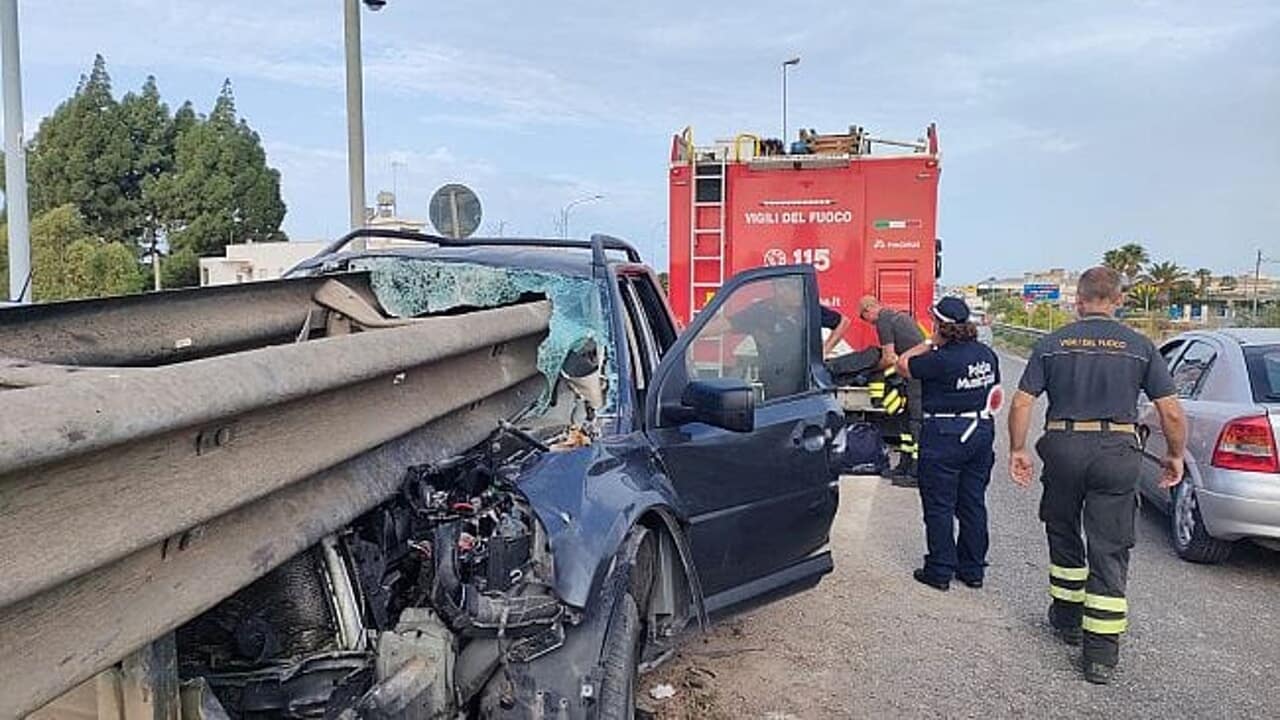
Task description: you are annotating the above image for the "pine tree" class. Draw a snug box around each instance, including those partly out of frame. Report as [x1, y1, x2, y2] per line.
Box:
[173, 100, 197, 137]
[27, 54, 137, 245]
[120, 75, 175, 274]
[7, 57, 287, 294]
[155, 79, 286, 270]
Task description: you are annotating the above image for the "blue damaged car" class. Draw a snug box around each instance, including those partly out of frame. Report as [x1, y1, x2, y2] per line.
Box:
[172, 230, 843, 719]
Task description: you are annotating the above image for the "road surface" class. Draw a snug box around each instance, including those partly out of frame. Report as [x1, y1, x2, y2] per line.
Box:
[646, 351, 1280, 719]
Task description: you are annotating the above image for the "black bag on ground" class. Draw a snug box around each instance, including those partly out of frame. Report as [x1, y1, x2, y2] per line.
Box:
[841, 422, 889, 475]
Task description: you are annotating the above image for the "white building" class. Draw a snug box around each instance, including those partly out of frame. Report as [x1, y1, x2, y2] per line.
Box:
[199, 240, 329, 286]
[199, 191, 430, 286]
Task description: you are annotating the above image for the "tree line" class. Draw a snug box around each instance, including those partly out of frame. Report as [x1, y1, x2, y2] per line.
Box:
[985, 242, 1263, 331]
[1, 55, 285, 301]
[1101, 243, 1231, 310]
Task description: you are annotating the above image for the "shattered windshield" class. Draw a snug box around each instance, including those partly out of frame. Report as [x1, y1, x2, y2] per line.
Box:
[352, 257, 615, 412]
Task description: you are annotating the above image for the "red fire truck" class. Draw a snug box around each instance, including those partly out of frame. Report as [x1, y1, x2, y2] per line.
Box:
[668, 124, 942, 350]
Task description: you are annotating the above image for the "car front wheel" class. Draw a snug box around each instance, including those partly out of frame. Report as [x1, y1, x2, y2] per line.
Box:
[596, 591, 641, 720]
[1171, 481, 1234, 564]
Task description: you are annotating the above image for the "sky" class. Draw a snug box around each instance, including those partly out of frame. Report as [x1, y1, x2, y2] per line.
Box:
[6, 0, 1279, 282]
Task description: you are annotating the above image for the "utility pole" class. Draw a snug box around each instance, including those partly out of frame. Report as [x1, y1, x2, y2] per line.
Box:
[344, 0, 368, 250]
[390, 159, 406, 213]
[2, 0, 30, 303]
[151, 236, 162, 291]
[1254, 248, 1263, 319]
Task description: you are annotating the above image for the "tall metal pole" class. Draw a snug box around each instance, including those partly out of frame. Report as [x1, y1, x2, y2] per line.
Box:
[1253, 248, 1262, 319]
[2, 0, 30, 303]
[344, 0, 368, 251]
[560, 194, 603, 239]
[781, 57, 799, 147]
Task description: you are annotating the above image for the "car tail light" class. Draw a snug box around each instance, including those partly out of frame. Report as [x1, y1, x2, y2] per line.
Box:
[1212, 416, 1280, 473]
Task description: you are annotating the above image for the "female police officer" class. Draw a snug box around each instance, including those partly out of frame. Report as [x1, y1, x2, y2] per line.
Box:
[896, 297, 1001, 591]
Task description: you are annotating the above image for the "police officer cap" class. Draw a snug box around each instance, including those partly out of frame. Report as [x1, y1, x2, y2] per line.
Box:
[932, 296, 971, 324]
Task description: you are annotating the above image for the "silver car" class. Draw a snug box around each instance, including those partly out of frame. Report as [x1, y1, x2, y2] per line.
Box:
[1137, 329, 1280, 563]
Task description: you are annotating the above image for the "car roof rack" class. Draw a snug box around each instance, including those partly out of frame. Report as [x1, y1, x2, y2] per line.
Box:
[315, 228, 643, 264]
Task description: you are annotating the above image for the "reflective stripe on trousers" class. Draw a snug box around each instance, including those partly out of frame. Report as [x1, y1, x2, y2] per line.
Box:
[1083, 593, 1128, 634]
[899, 432, 918, 459]
[1047, 566, 1129, 634]
[1049, 563, 1087, 604]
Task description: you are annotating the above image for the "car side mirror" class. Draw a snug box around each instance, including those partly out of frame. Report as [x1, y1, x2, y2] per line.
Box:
[675, 378, 755, 432]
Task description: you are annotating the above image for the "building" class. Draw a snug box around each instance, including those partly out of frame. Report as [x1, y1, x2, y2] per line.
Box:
[961, 268, 1080, 311]
[199, 191, 430, 286]
[199, 240, 329, 286]
[959, 265, 1280, 327]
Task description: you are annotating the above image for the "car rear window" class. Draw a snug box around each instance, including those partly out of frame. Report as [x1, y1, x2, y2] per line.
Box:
[1243, 345, 1280, 403]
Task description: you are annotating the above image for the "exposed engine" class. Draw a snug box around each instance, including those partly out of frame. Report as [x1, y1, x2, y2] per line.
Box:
[176, 421, 587, 719]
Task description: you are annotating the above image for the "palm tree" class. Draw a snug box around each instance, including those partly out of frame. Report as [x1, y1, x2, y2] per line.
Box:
[1129, 281, 1159, 312]
[1146, 261, 1188, 307]
[1102, 243, 1149, 279]
[1193, 268, 1213, 298]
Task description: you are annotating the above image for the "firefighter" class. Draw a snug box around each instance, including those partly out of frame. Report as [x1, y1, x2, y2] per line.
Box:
[896, 297, 1000, 591]
[1008, 266, 1187, 685]
[859, 296, 928, 485]
[821, 304, 851, 358]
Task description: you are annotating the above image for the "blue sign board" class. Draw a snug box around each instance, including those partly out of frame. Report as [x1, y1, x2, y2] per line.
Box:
[1022, 283, 1061, 302]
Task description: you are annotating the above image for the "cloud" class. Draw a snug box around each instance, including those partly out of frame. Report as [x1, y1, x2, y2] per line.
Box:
[943, 120, 1083, 159]
[265, 140, 656, 244]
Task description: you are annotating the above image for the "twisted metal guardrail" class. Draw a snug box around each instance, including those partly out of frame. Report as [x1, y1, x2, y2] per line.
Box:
[0, 279, 551, 717]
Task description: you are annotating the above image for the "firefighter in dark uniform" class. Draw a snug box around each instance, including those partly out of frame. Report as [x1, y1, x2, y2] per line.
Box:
[897, 297, 1000, 591]
[1008, 266, 1187, 685]
[859, 296, 929, 485]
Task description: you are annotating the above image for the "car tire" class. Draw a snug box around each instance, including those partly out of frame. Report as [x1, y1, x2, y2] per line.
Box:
[596, 527, 655, 720]
[596, 592, 641, 720]
[1171, 481, 1234, 564]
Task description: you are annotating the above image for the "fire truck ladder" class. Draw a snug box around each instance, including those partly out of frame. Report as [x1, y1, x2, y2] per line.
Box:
[690, 152, 728, 315]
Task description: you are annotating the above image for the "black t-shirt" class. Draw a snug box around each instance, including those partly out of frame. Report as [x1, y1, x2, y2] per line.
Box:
[908, 340, 1001, 414]
[1018, 315, 1176, 423]
[820, 305, 844, 331]
[876, 308, 926, 354]
[728, 302, 807, 399]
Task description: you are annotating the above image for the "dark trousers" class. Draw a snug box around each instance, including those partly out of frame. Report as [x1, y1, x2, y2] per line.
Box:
[903, 379, 922, 463]
[1037, 430, 1141, 666]
[918, 419, 995, 582]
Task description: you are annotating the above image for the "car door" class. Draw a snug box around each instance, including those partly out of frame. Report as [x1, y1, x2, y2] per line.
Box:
[1139, 339, 1217, 508]
[644, 265, 840, 617]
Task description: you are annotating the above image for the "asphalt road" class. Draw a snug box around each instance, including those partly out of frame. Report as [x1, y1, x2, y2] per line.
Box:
[649, 351, 1280, 719]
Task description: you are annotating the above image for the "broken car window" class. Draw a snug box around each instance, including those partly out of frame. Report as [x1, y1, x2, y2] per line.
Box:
[353, 258, 616, 412]
[688, 275, 809, 402]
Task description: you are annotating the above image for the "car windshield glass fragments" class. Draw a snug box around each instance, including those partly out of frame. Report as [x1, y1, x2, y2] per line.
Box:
[353, 258, 615, 411]
[687, 275, 808, 402]
[1244, 345, 1280, 402]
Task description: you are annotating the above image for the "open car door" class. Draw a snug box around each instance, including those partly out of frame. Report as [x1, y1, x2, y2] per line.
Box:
[644, 265, 841, 618]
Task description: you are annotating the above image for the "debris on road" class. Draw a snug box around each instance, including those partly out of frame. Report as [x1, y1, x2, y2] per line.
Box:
[649, 684, 677, 700]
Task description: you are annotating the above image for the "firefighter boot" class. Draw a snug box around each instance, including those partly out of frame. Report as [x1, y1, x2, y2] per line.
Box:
[1083, 660, 1115, 685]
[1048, 605, 1082, 646]
[890, 455, 918, 487]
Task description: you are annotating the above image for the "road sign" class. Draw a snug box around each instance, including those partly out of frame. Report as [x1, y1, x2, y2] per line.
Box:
[429, 184, 482, 239]
[1022, 283, 1060, 302]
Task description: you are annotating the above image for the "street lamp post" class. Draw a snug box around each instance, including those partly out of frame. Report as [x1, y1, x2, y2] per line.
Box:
[344, 0, 387, 251]
[781, 57, 800, 147]
[560, 194, 603, 239]
[2, 0, 31, 303]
